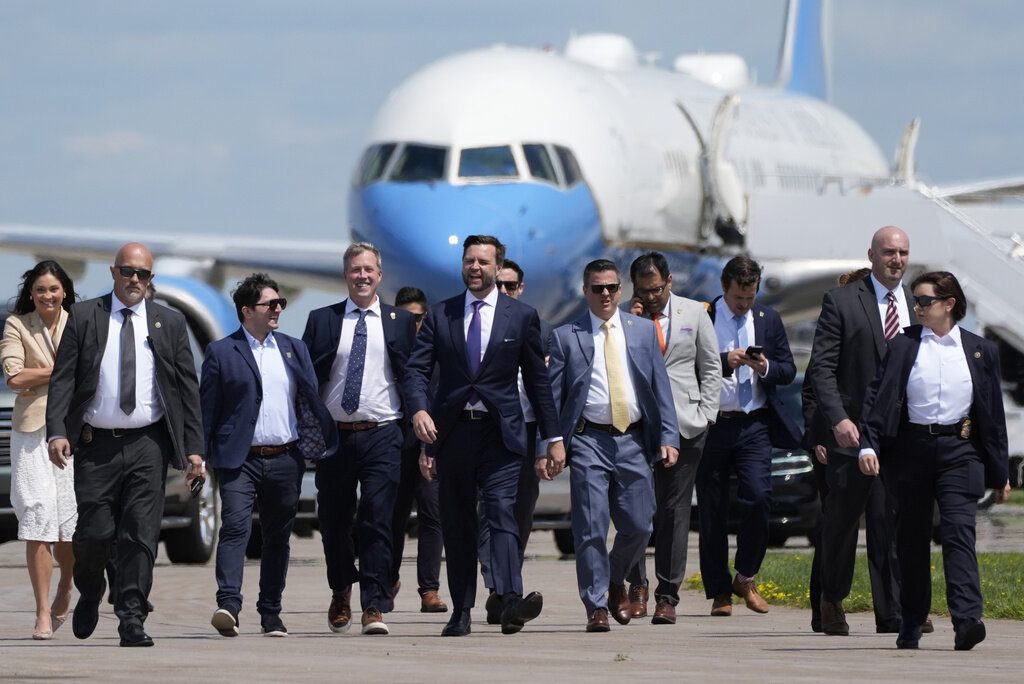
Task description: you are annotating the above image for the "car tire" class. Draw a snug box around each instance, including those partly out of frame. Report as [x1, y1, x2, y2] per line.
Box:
[163, 472, 219, 564]
[553, 528, 575, 555]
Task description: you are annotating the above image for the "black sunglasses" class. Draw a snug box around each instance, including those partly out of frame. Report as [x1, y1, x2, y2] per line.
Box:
[496, 280, 521, 291]
[115, 266, 153, 281]
[589, 283, 621, 294]
[913, 294, 945, 309]
[252, 298, 288, 311]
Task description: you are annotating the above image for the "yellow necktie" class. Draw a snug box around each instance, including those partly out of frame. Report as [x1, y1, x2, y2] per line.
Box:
[603, 319, 630, 432]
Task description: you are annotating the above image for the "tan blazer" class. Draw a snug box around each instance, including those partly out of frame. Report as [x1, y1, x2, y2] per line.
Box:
[1, 309, 68, 432]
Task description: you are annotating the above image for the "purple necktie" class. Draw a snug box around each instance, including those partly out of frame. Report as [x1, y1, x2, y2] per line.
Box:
[467, 300, 484, 404]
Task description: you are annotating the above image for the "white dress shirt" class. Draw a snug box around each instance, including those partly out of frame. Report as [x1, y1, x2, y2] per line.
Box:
[583, 310, 641, 424]
[463, 288, 499, 410]
[907, 325, 973, 425]
[869, 273, 912, 331]
[713, 298, 767, 413]
[84, 297, 164, 429]
[323, 297, 402, 423]
[243, 328, 299, 446]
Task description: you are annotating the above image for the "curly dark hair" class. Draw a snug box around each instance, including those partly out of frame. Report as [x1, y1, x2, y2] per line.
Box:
[11, 260, 76, 315]
[231, 272, 280, 323]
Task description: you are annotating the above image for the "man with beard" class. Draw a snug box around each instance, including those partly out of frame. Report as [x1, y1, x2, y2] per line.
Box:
[405, 235, 564, 637]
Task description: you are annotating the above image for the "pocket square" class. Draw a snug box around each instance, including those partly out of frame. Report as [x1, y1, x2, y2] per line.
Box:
[677, 327, 693, 334]
[503, 337, 517, 342]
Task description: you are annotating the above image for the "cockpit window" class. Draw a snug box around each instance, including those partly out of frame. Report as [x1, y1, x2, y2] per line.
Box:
[356, 143, 396, 187]
[458, 146, 518, 178]
[554, 145, 583, 186]
[390, 144, 448, 182]
[523, 144, 557, 184]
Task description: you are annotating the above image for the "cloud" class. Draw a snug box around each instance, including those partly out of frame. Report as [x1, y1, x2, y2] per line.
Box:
[62, 130, 150, 157]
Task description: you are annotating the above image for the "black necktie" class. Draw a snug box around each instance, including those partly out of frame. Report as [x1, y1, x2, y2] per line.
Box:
[120, 309, 136, 415]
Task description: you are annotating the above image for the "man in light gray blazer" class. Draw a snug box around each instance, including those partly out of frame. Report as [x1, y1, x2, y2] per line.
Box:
[618, 252, 720, 624]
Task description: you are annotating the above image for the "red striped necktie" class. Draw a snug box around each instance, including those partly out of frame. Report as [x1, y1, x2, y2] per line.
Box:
[884, 291, 899, 341]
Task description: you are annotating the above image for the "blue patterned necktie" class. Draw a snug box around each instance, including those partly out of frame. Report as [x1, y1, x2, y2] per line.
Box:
[466, 300, 484, 404]
[341, 309, 368, 415]
[734, 313, 752, 411]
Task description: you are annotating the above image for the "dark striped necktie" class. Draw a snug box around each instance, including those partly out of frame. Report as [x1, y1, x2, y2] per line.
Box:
[884, 292, 899, 341]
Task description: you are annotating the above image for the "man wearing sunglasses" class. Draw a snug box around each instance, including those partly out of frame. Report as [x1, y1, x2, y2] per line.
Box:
[303, 243, 417, 636]
[201, 273, 336, 638]
[807, 226, 916, 636]
[46, 242, 204, 647]
[547, 259, 679, 632]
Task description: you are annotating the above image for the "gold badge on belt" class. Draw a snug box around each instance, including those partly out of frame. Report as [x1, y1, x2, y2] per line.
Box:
[82, 424, 94, 444]
[959, 417, 972, 440]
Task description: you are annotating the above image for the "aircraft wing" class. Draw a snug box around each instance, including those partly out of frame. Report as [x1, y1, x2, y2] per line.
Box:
[0, 223, 350, 292]
[930, 176, 1024, 202]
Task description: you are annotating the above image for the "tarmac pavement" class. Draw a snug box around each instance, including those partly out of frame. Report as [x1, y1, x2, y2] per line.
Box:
[1, 528, 1022, 682]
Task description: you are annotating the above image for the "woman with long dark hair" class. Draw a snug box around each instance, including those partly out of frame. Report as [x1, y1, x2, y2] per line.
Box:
[1, 260, 78, 639]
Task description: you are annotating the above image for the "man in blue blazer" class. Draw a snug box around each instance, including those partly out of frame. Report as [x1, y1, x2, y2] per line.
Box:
[405, 235, 565, 637]
[202, 273, 337, 638]
[547, 258, 679, 631]
[302, 243, 417, 636]
[697, 256, 800, 618]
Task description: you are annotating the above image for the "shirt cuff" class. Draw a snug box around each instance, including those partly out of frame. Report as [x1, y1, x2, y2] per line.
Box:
[858, 448, 875, 460]
[758, 359, 770, 378]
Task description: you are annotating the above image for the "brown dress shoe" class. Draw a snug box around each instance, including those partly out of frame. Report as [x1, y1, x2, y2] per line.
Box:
[607, 583, 631, 625]
[710, 593, 732, 616]
[586, 608, 610, 632]
[920, 617, 934, 634]
[420, 591, 448, 613]
[652, 600, 676, 625]
[328, 589, 352, 633]
[820, 599, 849, 635]
[732, 575, 769, 613]
[628, 583, 648, 618]
[361, 607, 389, 635]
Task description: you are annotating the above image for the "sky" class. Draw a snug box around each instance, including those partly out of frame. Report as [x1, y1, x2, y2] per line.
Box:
[1, 0, 1022, 307]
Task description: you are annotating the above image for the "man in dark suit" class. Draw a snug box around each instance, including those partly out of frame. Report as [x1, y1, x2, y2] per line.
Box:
[202, 273, 337, 638]
[303, 243, 417, 636]
[806, 226, 913, 635]
[696, 256, 800, 617]
[548, 258, 679, 632]
[47, 242, 204, 647]
[406, 234, 564, 637]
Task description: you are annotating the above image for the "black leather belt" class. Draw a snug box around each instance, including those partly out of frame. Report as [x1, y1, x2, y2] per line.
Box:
[84, 423, 159, 441]
[718, 408, 768, 420]
[583, 421, 641, 435]
[459, 409, 490, 421]
[907, 422, 961, 436]
[249, 440, 299, 456]
[337, 420, 397, 431]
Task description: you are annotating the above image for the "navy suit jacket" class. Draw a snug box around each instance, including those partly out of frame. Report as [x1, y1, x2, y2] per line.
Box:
[708, 297, 801, 449]
[547, 312, 679, 464]
[302, 298, 417, 418]
[859, 325, 1009, 489]
[200, 328, 337, 470]
[404, 291, 559, 457]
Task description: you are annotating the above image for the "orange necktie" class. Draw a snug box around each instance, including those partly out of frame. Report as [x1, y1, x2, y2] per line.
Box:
[653, 312, 666, 355]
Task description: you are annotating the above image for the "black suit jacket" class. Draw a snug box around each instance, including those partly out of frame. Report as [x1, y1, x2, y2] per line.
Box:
[806, 277, 918, 456]
[404, 291, 558, 457]
[708, 297, 801, 448]
[45, 294, 204, 470]
[859, 325, 1009, 489]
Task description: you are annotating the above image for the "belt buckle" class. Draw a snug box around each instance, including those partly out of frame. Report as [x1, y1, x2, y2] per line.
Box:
[928, 424, 939, 435]
[111, 427, 125, 438]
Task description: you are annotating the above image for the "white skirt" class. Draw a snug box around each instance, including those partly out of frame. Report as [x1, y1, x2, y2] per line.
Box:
[10, 426, 77, 542]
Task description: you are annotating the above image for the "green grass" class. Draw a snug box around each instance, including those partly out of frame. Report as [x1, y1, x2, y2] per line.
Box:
[685, 551, 1024, 619]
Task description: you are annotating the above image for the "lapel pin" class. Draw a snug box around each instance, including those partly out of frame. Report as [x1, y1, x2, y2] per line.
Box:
[627, 320, 633, 326]
[974, 351, 981, 358]
[155, 321, 161, 328]
[759, 311, 764, 318]
[286, 351, 292, 359]
[390, 312, 396, 319]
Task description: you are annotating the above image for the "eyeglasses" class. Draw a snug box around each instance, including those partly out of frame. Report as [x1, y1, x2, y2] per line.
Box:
[913, 294, 944, 309]
[115, 266, 153, 281]
[252, 298, 288, 311]
[635, 285, 666, 297]
[496, 280, 521, 292]
[589, 283, 621, 294]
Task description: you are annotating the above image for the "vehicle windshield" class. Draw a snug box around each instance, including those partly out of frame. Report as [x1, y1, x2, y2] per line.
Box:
[523, 144, 558, 184]
[355, 143, 396, 187]
[458, 146, 518, 178]
[389, 144, 447, 182]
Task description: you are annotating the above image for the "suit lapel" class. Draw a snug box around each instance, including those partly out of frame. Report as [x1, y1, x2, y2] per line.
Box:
[902, 283, 920, 325]
[329, 300, 347, 352]
[479, 295, 511, 374]
[856, 279, 887, 360]
[572, 316, 595, 367]
[622, 315, 645, 380]
[23, 311, 51, 362]
[446, 295, 471, 374]
[962, 332, 986, 406]
[232, 329, 262, 386]
[752, 304, 766, 345]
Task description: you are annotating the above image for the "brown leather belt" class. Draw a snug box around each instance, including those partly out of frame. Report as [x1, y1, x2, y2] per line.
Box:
[337, 420, 397, 431]
[249, 440, 299, 456]
[718, 408, 768, 420]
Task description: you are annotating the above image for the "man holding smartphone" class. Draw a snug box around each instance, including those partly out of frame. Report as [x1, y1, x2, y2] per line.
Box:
[695, 256, 801, 618]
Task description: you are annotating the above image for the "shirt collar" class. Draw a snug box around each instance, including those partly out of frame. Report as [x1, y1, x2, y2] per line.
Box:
[922, 323, 962, 346]
[345, 297, 381, 317]
[110, 293, 144, 317]
[869, 273, 905, 304]
[590, 309, 621, 332]
[242, 326, 277, 350]
[464, 287, 499, 311]
[716, 297, 746, 323]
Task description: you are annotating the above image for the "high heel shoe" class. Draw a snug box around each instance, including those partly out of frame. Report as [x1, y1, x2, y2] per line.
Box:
[33, 619, 53, 640]
[51, 613, 68, 634]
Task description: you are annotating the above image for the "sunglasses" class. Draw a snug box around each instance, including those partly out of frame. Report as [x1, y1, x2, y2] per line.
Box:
[252, 298, 288, 311]
[913, 294, 945, 309]
[589, 283, 621, 294]
[496, 280, 521, 291]
[115, 266, 153, 281]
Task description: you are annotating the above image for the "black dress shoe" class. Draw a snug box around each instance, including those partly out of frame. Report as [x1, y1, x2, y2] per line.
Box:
[442, 609, 472, 637]
[896, 625, 921, 649]
[119, 623, 154, 647]
[500, 591, 543, 635]
[72, 598, 101, 640]
[876, 619, 902, 634]
[484, 591, 502, 625]
[954, 620, 986, 651]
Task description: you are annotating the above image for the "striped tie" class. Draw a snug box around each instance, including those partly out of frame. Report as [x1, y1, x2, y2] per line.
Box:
[884, 291, 899, 341]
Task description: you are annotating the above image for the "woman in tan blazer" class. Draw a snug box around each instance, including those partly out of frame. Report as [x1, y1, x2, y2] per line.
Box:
[1, 260, 77, 640]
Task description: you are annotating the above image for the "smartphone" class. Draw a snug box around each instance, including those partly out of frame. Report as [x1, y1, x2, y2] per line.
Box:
[189, 475, 205, 498]
[745, 345, 763, 358]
